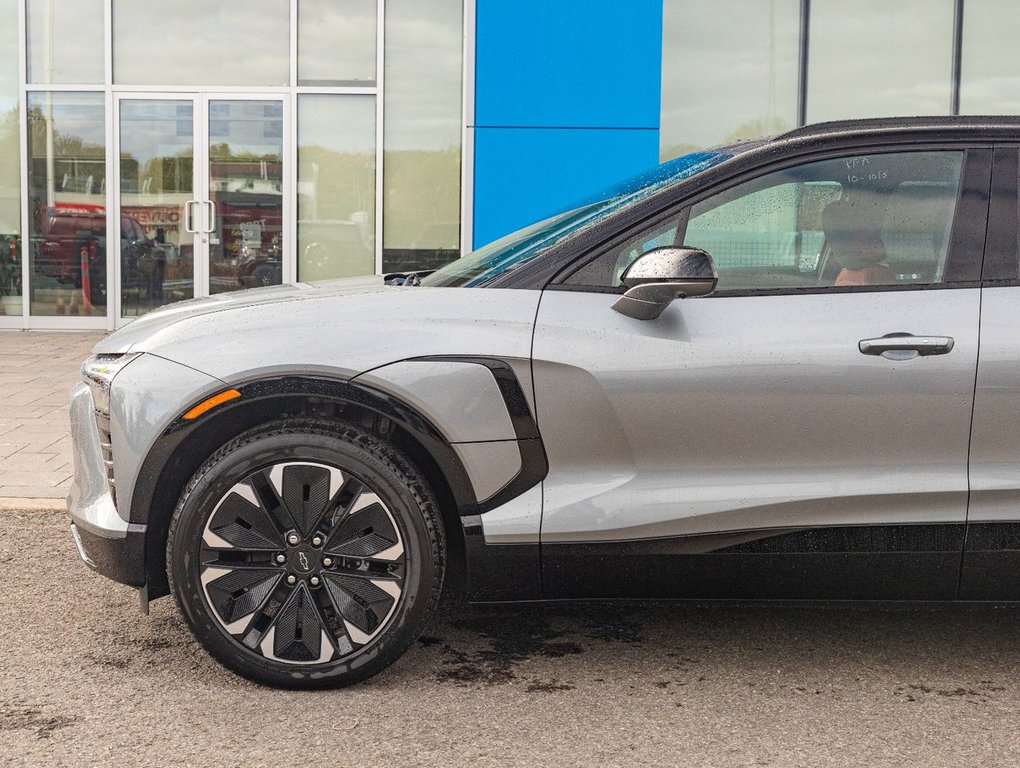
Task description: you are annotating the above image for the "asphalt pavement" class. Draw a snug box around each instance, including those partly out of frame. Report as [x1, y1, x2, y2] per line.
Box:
[3, 508, 1020, 767]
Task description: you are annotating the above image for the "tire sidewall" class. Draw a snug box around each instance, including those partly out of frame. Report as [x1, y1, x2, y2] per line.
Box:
[168, 427, 440, 688]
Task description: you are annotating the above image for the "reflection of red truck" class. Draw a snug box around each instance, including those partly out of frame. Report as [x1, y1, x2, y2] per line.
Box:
[33, 206, 153, 303]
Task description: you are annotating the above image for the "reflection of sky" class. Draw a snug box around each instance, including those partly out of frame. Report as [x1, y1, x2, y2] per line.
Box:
[0, 0, 16, 104]
[27, 0, 105, 83]
[120, 101, 193, 165]
[660, 0, 799, 155]
[807, 0, 954, 122]
[16, 0, 461, 153]
[27, 92, 106, 148]
[114, 0, 290, 86]
[385, 0, 462, 151]
[960, 1, 1020, 114]
[299, 95, 375, 153]
[299, 0, 377, 84]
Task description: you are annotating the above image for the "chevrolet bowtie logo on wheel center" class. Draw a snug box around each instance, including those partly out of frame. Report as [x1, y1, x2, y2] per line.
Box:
[292, 548, 317, 574]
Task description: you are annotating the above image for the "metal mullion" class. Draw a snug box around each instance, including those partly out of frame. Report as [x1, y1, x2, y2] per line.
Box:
[196, 94, 209, 298]
[290, 0, 298, 88]
[110, 94, 120, 328]
[110, 84, 295, 94]
[294, 85, 378, 95]
[459, 0, 475, 257]
[374, 0, 385, 275]
[11, 0, 27, 327]
[288, 1, 298, 284]
[951, 0, 964, 115]
[797, 0, 810, 127]
[104, 0, 112, 86]
[284, 91, 296, 284]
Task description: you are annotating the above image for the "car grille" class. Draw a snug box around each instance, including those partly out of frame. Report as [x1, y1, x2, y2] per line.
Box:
[94, 410, 116, 507]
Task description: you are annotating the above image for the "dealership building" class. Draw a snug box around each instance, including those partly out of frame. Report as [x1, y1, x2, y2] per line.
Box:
[0, 0, 1015, 330]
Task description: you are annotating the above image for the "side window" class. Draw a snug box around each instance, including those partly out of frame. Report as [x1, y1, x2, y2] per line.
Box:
[565, 216, 681, 288]
[565, 151, 964, 292]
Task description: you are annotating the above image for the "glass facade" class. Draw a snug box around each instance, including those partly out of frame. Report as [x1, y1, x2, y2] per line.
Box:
[26, 92, 106, 317]
[660, 0, 800, 161]
[3, 0, 464, 327]
[807, 0, 954, 123]
[297, 95, 375, 281]
[660, 0, 1020, 159]
[0, 0, 19, 317]
[383, 0, 462, 273]
[27, 0, 104, 84]
[6, 1, 1020, 328]
[113, 0, 291, 86]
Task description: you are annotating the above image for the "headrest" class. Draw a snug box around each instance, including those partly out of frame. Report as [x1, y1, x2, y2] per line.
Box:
[822, 197, 886, 269]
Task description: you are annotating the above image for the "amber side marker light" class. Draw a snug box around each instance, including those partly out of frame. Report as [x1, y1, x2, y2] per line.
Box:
[183, 389, 241, 420]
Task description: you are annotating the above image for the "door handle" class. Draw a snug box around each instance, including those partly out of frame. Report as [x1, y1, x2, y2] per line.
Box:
[859, 333, 954, 359]
[203, 200, 216, 234]
[183, 200, 198, 233]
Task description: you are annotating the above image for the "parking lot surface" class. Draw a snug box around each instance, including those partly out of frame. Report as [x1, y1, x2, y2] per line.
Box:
[3, 508, 1020, 767]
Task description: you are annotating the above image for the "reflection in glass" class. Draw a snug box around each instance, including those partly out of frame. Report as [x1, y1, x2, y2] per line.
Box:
[660, 0, 799, 160]
[298, 95, 375, 281]
[119, 101, 195, 317]
[114, 0, 289, 86]
[807, 0, 953, 122]
[27, 92, 106, 317]
[0, 0, 21, 316]
[383, 0, 462, 272]
[960, 0, 1020, 113]
[27, 0, 105, 84]
[208, 100, 284, 294]
[299, 0, 376, 86]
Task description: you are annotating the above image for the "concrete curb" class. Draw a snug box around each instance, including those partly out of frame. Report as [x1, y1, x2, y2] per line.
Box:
[0, 497, 66, 512]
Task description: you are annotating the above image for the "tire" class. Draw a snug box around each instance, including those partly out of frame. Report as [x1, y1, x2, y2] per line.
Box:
[167, 420, 445, 688]
[252, 264, 276, 287]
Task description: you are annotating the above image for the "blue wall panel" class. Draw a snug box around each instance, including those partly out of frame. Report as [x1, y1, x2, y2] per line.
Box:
[473, 127, 659, 247]
[472, 0, 665, 248]
[475, 0, 663, 129]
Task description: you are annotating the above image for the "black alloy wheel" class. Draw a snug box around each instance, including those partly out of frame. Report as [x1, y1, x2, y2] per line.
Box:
[167, 422, 444, 688]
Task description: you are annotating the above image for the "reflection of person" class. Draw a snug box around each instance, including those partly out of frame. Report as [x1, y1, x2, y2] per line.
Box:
[149, 226, 167, 301]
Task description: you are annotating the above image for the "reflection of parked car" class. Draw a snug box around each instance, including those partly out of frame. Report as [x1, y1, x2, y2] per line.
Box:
[34, 209, 108, 302]
[237, 239, 282, 287]
[34, 209, 157, 305]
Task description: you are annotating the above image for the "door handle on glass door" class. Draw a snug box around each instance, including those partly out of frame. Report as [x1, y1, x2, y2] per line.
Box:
[859, 333, 954, 359]
[183, 200, 198, 233]
[204, 200, 216, 234]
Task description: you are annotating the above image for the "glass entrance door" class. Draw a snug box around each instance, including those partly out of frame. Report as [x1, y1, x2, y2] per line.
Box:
[205, 99, 286, 294]
[115, 93, 288, 323]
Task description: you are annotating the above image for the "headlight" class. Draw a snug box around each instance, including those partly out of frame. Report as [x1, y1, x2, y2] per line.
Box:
[81, 353, 140, 414]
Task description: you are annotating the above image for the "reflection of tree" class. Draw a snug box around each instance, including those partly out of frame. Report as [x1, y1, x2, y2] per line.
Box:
[27, 105, 104, 159]
[383, 148, 460, 248]
[209, 142, 279, 162]
[299, 145, 374, 223]
[661, 116, 794, 163]
[0, 106, 19, 234]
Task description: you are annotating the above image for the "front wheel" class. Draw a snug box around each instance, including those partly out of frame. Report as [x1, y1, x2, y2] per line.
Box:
[167, 421, 445, 688]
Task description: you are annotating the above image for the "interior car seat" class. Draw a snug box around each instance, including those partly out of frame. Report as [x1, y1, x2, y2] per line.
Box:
[821, 197, 894, 286]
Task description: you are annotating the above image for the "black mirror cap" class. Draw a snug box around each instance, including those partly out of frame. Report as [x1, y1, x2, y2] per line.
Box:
[621, 246, 718, 288]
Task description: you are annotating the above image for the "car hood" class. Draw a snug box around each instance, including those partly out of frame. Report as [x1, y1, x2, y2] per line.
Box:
[95, 276, 541, 383]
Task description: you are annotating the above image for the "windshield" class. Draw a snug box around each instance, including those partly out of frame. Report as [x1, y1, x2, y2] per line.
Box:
[421, 149, 737, 288]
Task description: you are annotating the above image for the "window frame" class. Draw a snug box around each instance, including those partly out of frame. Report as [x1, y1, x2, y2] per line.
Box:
[549, 142, 992, 298]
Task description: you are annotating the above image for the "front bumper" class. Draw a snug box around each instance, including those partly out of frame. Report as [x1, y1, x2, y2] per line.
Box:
[67, 381, 147, 587]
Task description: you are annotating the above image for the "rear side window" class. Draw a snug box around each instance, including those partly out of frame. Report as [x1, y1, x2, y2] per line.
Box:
[566, 150, 965, 292]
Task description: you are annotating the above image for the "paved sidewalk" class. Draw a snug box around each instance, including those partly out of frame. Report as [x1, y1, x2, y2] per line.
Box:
[0, 330, 105, 502]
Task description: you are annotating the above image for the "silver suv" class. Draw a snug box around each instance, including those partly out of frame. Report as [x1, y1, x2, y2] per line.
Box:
[68, 117, 1020, 688]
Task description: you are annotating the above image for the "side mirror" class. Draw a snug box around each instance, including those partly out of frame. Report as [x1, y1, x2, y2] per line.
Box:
[611, 246, 718, 320]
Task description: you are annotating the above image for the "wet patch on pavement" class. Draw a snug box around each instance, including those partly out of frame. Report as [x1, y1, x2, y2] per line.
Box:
[0, 702, 79, 739]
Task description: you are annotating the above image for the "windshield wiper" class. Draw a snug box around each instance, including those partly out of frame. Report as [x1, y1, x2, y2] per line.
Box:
[383, 270, 434, 286]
